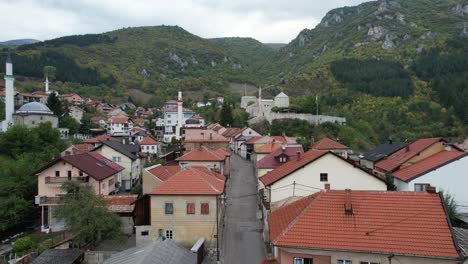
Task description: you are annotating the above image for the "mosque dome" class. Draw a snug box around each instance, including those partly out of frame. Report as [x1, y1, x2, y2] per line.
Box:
[17, 102, 53, 113]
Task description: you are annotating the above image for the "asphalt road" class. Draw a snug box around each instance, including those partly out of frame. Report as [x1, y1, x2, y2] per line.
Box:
[221, 154, 266, 264]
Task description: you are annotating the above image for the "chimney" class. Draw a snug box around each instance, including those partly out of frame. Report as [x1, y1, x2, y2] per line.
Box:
[426, 186, 436, 194]
[388, 139, 393, 144]
[405, 145, 410, 152]
[325, 183, 331, 191]
[344, 189, 353, 215]
[296, 151, 301, 161]
[210, 133, 213, 140]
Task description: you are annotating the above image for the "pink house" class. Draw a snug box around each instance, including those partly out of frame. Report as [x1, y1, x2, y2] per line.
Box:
[61, 93, 84, 105]
[34, 152, 124, 233]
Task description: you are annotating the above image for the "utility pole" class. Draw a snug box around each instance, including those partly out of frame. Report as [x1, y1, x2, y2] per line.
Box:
[293, 181, 296, 197]
[316, 95, 319, 127]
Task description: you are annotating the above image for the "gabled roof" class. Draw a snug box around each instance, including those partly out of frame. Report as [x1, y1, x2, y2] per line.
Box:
[88, 152, 125, 171]
[71, 143, 94, 154]
[184, 129, 229, 143]
[146, 164, 182, 182]
[361, 142, 407, 162]
[148, 167, 225, 195]
[32, 249, 83, 264]
[139, 136, 158, 145]
[454, 227, 468, 258]
[103, 195, 138, 213]
[256, 146, 304, 169]
[110, 117, 130, 124]
[98, 141, 139, 160]
[83, 134, 119, 144]
[245, 136, 296, 145]
[255, 142, 282, 154]
[311, 137, 349, 150]
[393, 149, 467, 182]
[176, 146, 230, 162]
[260, 150, 329, 186]
[275, 92, 288, 98]
[269, 190, 460, 259]
[222, 127, 240, 137]
[375, 137, 443, 171]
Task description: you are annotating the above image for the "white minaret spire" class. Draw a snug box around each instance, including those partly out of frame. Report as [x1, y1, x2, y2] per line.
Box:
[45, 76, 50, 94]
[176, 90, 183, 138]
[2, 51, 15, 131]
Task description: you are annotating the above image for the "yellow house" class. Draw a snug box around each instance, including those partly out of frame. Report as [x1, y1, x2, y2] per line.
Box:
[144, 166, 225, 249]
[176, 146, 231, 176]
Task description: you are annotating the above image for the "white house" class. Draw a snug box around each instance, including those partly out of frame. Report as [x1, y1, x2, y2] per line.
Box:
[232, 127, 261, 154]
[392, 148, 468, 213]
[68, 106, 84, 124]
[259, 150, 387, 204]
[109, 117, 134, 137]
[274, 92, 289, 108]
[138, 136, 160, 155]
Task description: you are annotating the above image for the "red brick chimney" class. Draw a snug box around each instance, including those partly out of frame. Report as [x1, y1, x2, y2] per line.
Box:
[344, 189, 353, 215]
[325, 183, 331, 190]
[296, 151, 302, 161]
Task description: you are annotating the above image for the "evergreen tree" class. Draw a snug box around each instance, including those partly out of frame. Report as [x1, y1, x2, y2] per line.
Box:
[220, 101, 233, 127]
[384, 172, 397, 191]
[47, 93, 64, 118]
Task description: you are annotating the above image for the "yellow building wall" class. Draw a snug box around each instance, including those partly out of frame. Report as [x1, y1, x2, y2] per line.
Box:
[142, 169, 163, 194]
[401, 141, 445, 168]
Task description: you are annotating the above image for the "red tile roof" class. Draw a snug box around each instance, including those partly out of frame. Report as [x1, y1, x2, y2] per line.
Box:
[375, 137, 443, 172]
[72, 143, 94, 154]
[146, 165, 182, 182]
[90, 116, 105, 122]
[139, 136, 158, 145]
[269, 190, 460, 259]
[256, 146, 304, 169]
[255, 142, 282, 154]
[311, 137, 349, 150]
[176, 146, 230, 162]
[245, 136, 295, 145]
[83, 134, 120, 144]
[103, 195, 138, 213]
[222, 128, 239, 137]
[133, 118, 145, 124]
[193, 115, 204, 120]
[260, 150, 329, 186]
[165, 107, 193, 113]
[110, 117, 130, 124]
[148, 167, 225, 195]
[184, 129, 229, 143]
[61, 152, 124, 181]
[393, 149, 467, 182]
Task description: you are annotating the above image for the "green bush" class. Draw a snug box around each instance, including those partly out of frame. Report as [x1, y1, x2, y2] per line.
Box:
[13, 237, 34, 256]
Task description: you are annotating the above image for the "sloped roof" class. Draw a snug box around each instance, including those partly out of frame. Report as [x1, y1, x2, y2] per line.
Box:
[245, 136, 296, 145]
[255, 142, 282, 154]
[71, 143, 94, 154]
[31, 249, 83, 264]
[361, 142, 407, 162]
[222, 127, 240, 137]
[269, 190, 460, 259]
[103, 239, 196, 264]
[83, 134, 119, 144]
[256, 146, 304, 169]
[139, 136, 158, 145]
[88, 152, 125, 172]
[148, 167, 225, 195]
[393, 149, 467, 182]
[311, 137, 349, 150]
[375, 137, 443, 171]
[275, 92, 288, 98]
[103, 195, 138, 213]
[146, 164, 181, 182]
[184, 129, 229, 143]
[98, 141, 139, 160]
[454, 227, 468, 258]
[110, 117, 130, 124]
[176, 146, 230, 162]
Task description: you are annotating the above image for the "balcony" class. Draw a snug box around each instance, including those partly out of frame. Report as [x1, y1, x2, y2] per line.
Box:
[45, 176, 89, 184]
[35, 195, 65, 205]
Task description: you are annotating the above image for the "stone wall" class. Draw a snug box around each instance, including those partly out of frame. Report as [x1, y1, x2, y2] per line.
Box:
[248, 113, 346, 126]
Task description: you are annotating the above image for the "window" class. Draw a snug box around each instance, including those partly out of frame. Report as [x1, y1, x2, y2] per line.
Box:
[320, 173, 328, 182]
[67, 170, 72, 180]
[360, 262, 379, 264]
[165, 229, 173, 239]
[141, 231, 149, 236]
[55, 171, 60, 177]
[186, 203, 195, 215]
[414, 183, 430, 192]
[79, 171, 83, 176]
[112, 157, 121, 162]
[201, 203, 209, 215]
[165, 203, 174, 215]
[337, 260, 352, 264]
[294, 258, 313, 264]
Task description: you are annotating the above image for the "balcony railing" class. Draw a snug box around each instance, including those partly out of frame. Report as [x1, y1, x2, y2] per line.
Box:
[45, 176, 89, 184]
[35, 195, 65, 205]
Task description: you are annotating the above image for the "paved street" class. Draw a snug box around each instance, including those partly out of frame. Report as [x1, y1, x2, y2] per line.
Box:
[221, 154, 266, 264]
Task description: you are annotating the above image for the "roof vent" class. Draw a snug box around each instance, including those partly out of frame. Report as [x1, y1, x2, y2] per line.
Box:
[344, 189, 353, 215]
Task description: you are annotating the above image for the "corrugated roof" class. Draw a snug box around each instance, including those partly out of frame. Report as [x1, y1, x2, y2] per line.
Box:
[375, 137, 443, 171]
[269, 190, 460, 259]
[311, 137, 349, 150]
[454, 227, 468, 257]
[393, 149, 467, 182]
[31, 249, 83, 264]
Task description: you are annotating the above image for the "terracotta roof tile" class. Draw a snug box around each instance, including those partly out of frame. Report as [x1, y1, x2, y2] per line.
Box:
[257, 146, 304, 169]
[139, 136, 158, 145]
[184, 129, 229, 143]
[311, 137, 349, 150]
[393, 149, 467, 182]
[103, 195, 138, 213]
[148, 167, 225, 195]
[83, 134, 119, 144]
[375, 137, 443, 171]
[255, 142, 283, 154]
[176, 146, 229, 161]
[269, 190, 460, 259]
[72, 143, 94, 154]
[61, 152, 123, 181]
[110, 117, 130, 124]
[146, 165, 182, 182]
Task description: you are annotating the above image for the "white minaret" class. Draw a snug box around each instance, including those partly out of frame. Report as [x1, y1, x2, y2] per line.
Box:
[45, 76, 50, 94]
[176, 91, 183, 138]
[2, 52, 15, 131]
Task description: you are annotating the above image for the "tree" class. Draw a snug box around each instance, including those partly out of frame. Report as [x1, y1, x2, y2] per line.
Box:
[47, 93, 64, 118]
[54, 182, 125, 245]
[220, 101, 233, 127]
[384, 172, 397, 191]
[42, 65, 57, 80]
[441, 191, 459, 226]
[61, 115, 80, 135]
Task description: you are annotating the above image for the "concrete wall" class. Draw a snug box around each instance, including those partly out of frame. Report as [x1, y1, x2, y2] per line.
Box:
[13, 114, 58, 128]
[185, 142, 229, 152]
[142, 167, 163, 195]
[150, 195, 220, 248]
[135, 225, 152, 246]
[267, 154, 386, 203]
[276, 247, 459, 264]
[95, 146, 140, 190]
[394, 156, 468, 213]
[179, 160, 225, 176]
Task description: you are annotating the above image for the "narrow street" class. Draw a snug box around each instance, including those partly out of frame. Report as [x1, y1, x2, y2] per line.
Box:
[221, 154, 266, 264]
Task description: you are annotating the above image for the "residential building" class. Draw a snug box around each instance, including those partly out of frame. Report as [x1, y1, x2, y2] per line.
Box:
[60, 93, 84, 105]
[256, 145, 304, 178]
[176, 146, 231, 176]
[359, 141, 407, 169]
[108, 116, 134, 137]
[143, 166, 225, 248]
[392, 147, 468, 213]
[310, 137, 352, 159]
[93, 141, 142, 191]
[31, 249, 84, 264]
[103, 194, 138, 235]
[68, 106, 84, 124]
[139, 136, 160, 155]
[82, 134, 120, 147]
[259, 150, 387, 204]
[61, 143, 94, 156]
[253, 141, 283, 164]
[142, 164, 181, 195]
[34, 152, 124, 232]
[242, 136, 297, 161]
[183, 129, 230, 151]
[269, 190, 462, 264]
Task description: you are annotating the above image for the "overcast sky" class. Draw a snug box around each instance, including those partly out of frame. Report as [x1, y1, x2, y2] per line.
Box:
[0, 0, 368, 43]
